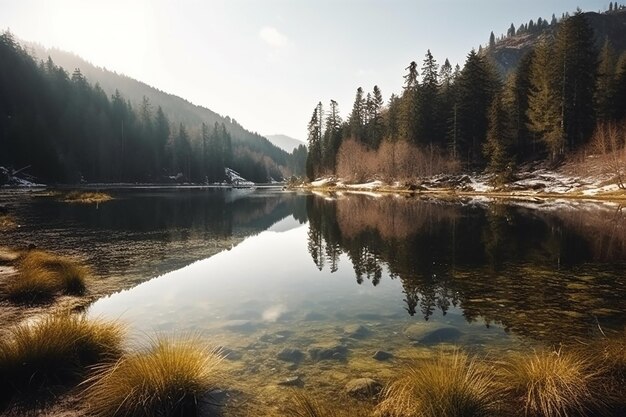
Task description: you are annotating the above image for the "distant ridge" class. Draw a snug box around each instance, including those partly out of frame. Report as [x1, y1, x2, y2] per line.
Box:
[265, 134, 306, 153]
[23, 42, 292, 177]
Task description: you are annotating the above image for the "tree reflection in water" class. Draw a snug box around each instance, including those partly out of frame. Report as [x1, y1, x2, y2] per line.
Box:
[305, 194, 626, 343]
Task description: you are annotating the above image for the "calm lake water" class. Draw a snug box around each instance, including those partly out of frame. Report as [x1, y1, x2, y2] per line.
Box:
[2, 188, 625, 412]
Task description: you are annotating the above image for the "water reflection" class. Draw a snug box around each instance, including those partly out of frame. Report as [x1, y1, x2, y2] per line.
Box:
[305, 194, 626, 342]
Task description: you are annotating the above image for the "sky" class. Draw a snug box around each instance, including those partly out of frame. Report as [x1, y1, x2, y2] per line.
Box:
[0, 0, 609, 141]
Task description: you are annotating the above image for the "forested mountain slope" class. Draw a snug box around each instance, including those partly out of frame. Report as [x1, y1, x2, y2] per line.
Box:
[0, 33, 305, 183]
[487, 8, 626, 75]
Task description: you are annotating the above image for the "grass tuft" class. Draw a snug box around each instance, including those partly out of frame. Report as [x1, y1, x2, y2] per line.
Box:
[376, 350, 500, 417]
[499, 348, 605, 417]
[6, 250, 89, 302]
[0, 314, 124, 406]
[284, 392, 372, 417]
[84, 337, 224, 417]
[63, 191, 113, 204]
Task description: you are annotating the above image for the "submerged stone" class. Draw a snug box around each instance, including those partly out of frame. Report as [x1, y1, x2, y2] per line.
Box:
[404, 323, 463, 345]
[308, 344, 348, 361]
[345, 378, 382, 399]
[217, 346, 242, 360]
[220, 320, 259, 333]
[277, 347, 305, 362]
[277, 375, 304, 387]
[343, 324, 371, 339]
[303, 311, 328, 321]
[372, 350, 393, 361]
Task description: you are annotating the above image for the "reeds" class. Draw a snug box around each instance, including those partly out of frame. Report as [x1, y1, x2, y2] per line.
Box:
[83, 337, 224, 417]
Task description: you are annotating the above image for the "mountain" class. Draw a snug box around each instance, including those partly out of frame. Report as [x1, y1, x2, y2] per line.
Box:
[487, 9, 626, 75]
[23, 42, 297, 180]
[265, 134, 306, 152]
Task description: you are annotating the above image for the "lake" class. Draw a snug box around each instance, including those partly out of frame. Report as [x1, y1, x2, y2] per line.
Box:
[2, 188, 625, 414]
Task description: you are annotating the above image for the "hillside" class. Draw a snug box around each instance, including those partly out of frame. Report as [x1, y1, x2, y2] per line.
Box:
[265, 134, 306, 152]
[24, 42, 293, 179]
[487, 9, 626, 75]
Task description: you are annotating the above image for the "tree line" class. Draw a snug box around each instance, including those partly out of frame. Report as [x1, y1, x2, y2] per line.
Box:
[0, 32, 303, 184]
[306, 10, 626, 184]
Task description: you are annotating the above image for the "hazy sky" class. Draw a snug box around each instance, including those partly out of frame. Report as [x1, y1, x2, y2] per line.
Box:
[0, 0, 608, 140]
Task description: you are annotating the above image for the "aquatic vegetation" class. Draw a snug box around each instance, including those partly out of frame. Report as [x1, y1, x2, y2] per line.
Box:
[63, 191, 113, 204]
[0, 314, 124, 406]
[376, 350, 500, 417]
[498, 349, 605, 417]
[7, 250, 88, 302]
[84, 337, 224, 417]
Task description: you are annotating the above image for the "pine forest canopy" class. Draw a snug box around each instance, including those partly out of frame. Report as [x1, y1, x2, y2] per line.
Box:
[305, 6, 626, 184]
[0, 34, 307, 184]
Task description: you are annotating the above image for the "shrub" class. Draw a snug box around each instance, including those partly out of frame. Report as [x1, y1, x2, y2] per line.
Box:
[84, 337, 224, 417]
[63, 191, 113, 204]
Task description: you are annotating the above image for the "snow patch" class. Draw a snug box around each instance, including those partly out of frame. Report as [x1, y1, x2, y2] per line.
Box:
[224, 168, 255, 187]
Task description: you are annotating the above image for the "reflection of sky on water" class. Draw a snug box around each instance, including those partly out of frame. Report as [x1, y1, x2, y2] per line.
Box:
[88, 221, 415, 336]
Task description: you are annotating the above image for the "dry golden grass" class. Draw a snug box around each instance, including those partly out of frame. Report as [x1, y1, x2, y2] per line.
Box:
[498, 349, 605, 417]
[282, 392, 372, 417]
[6, 250, 89, 302]
[0, 314, 124, 405]
[376, 350, 500, 417]
[84, 337, 224, 417]
[63, 191, 113, 204]
[0, 214, 18, 231]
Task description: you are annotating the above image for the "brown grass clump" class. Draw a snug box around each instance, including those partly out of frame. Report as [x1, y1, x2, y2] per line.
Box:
[284, 392, 372, 417]
[376, 350, 500, 417]
[84, 337, 224, 417]
[498, 349, 605, 417]
[7, 250, 89, 302]
[0, 314, 124, 406]
[0, 214, 18, 231]
[63, 191, 113, 204]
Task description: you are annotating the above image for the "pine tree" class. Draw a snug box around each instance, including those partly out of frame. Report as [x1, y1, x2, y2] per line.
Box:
[484, 93, 514, 184]
[349, 87, 365, 141]
[596, 37, 616, 121]
[369, 86, 384, 147]
[419, 50, 440, 145]
[323, 99, 342, 172]
[455, 49, 499, 165]
[399, 61, 420, 143]
[489, 32, 496, 48]
[306, 103, 323, 179]
[507, 23, 516, 37]
[526, 39, 563, 160]
[554, 11, 598, 150]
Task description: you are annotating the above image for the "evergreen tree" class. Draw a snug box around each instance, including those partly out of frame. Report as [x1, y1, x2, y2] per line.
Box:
[554, 11, 598, 150]
[455, 49, 499, 165]
[507, 23, 516, 37]
[526, 39, 563, 160]
[323, 99, 342, 172]
[595, 37, 616, 121]
[484, 93, 514, 184]
[348, 87, 365, 141]
[399, 61, 420, 143]
[369, 86, 385, 147]
[419, 50, 440, 145]
[489, 32, 496, 49]
[306, 103, 323, 179]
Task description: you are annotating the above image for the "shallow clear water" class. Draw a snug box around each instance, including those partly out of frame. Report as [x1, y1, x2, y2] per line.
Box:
[3, 188, 625, 413]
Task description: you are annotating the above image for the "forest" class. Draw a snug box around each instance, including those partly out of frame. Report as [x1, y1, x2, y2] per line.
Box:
[305, 7, 626, 184]
[0, 32, 307, 184]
